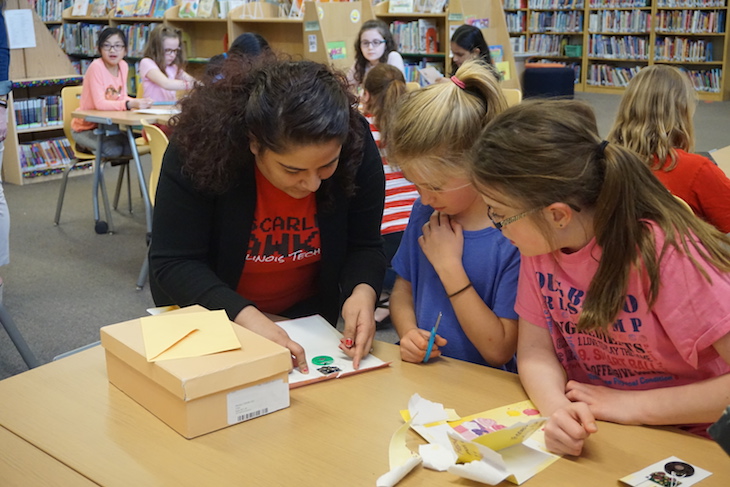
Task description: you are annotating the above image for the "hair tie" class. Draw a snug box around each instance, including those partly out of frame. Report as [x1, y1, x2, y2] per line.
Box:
[451, 76, 466, 90]
[598, 140, 609, 156]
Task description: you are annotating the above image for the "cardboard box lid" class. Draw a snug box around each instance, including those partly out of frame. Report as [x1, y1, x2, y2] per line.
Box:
[100, 306, 291, 402]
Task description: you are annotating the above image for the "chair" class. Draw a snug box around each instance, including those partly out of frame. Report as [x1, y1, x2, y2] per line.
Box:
[0, 303, 40, 369]
[406, 81, 420, 92]
[522, 64, 575, 99]
[502, 88, 522, 107]
[136, 120, 169, 290]
[54, 86, 149, 233]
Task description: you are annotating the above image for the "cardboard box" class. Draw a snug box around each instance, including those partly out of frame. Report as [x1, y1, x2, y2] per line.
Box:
[100, 306, 292, 439]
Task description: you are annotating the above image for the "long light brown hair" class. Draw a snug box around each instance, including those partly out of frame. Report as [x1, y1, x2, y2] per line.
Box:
[608, 65, 697, 171]
[470, 99, 730, 331]
[362, 63, 406, 148]
[387, 60, 506, 181]
[142, 25, 188, 77]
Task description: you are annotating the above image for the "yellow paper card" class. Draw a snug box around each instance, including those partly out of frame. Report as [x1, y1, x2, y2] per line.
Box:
[448, 435, 483, 463]
[472, 419, 546, 451]
[141, 310, 242, 362]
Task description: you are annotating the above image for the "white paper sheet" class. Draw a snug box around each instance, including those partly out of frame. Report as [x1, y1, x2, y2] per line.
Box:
[276, 315, 389, 387]
[6, 10, 36, 49]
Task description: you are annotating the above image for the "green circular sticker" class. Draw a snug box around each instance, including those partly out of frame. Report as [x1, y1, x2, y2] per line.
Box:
[312, 355, 334, 366]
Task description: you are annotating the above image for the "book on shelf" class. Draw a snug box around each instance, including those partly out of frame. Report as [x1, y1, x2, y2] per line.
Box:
[71, 0, 90, 16]
[197, 0, 216, 18]
[490, 45, 504, 63]
[152, 0, 172, 17]
[89, 0, 108, 17]
[178, 0, 199, 18]
[389, 0, 414, 13]
[115, 0, 138, 16]
[134, 0, 155, 16]
[19, 137, 75, 173]
[418, 19, 438, 54]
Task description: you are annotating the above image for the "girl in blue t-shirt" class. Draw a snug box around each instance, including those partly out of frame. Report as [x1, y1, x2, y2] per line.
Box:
[388, 61, 520, 370]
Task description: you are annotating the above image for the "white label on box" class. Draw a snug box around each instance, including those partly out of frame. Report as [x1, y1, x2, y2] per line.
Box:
[227, 379, 289, 425]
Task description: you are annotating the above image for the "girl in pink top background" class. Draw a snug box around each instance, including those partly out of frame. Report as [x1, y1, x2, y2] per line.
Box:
[139, 25, 196, 103]
[71, 28, 152, 158]
[471, 99, 730, 457]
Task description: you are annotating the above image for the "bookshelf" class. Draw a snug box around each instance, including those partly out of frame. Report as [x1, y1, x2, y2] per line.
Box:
[229, 2, 305, 60]
[3, 0, 84, 186]
[503, 0, 730, 99]
[366, 0, 520, 89]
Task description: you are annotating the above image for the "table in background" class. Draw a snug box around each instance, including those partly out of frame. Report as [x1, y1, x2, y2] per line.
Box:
[0, 342, 728, 486]
[71, 110, 172, 235]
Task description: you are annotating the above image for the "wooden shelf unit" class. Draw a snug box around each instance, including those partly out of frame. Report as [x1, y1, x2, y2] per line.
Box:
[3, 0, 83, 186]
[504, 0, 730, 100]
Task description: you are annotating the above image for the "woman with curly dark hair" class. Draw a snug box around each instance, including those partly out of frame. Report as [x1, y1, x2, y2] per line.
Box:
[149, 59, 386, 372]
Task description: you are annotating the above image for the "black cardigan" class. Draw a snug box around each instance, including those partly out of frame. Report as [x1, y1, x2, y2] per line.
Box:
[149, 119, 386, 326]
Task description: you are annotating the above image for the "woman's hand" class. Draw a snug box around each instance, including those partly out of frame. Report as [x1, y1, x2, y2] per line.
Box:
[418, 211, 464, 277]
[543, 402, 598, 456]
[340, 283, 377, 369]
[399, 328, 447, 363]
[234, 306, 308, 373]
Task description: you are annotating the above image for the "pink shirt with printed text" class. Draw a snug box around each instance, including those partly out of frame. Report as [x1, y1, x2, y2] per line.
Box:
[516, 223, 730, 436]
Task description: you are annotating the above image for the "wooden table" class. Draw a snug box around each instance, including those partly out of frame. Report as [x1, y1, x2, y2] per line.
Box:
[0, 426, 97, 486]
[0, 342, 728, 486]
[71, 110, 172, 235]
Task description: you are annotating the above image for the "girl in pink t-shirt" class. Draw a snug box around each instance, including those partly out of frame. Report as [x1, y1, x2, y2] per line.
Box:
[139, 25, 196, 103]
[470, 99, 730, 457]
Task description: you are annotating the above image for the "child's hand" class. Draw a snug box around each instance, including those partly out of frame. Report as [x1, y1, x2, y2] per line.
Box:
[565, 380, 640, 425]
[543, 402, 598, 456]
[129, 98, 153, 110]
[418, 211, 464, 275]
[399, 328, 447, 363]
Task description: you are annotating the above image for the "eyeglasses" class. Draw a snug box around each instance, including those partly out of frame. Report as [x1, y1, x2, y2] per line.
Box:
[101, 43, 125, 52]
[487, 203, 582, 231]
[361, 39, 385, 48]
[413, 181, 471, 194]
[487, 206, 542, 231]
[164, 48, 181, 55]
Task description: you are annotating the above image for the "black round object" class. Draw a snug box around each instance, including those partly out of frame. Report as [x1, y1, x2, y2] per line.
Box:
[664, 461, 695, 477]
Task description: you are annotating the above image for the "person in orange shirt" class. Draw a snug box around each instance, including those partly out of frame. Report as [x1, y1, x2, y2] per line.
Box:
[609, 65, 730, 233]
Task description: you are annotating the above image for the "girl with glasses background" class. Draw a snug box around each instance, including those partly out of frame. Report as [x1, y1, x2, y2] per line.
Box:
[470, 99, 730, 457]
[347, 19, 405, 93]
[71, 28, 152, 158]
[608, 65, 730, 233]
[139, 25, 196, 103]
[386, 61, 520, 370]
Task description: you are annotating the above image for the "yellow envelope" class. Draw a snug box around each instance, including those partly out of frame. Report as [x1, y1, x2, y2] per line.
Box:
[141, 309, 242, 362]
